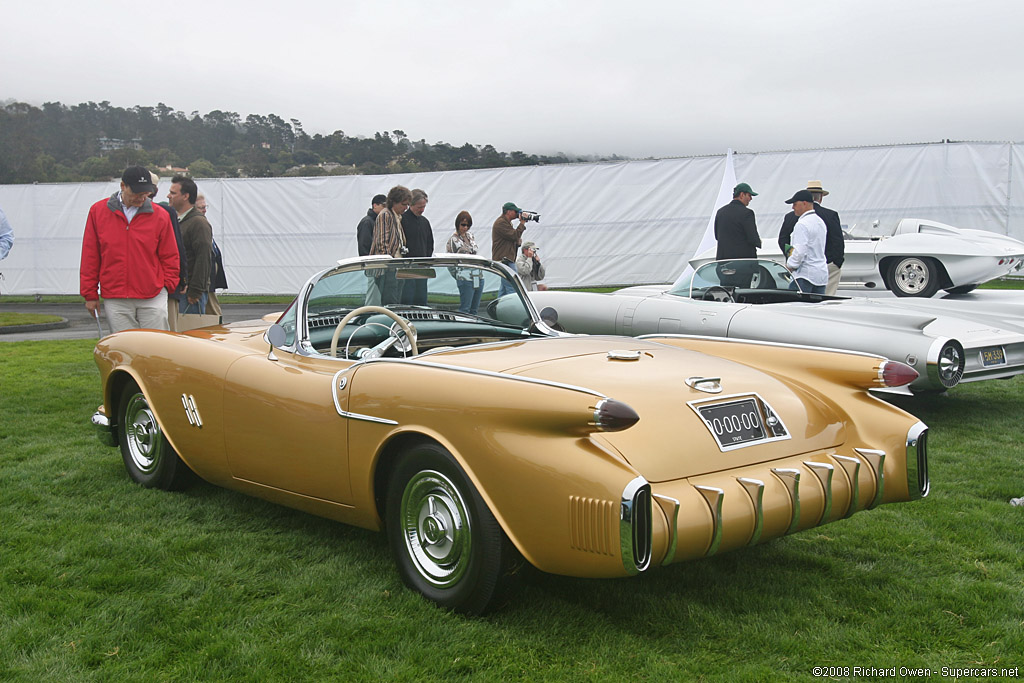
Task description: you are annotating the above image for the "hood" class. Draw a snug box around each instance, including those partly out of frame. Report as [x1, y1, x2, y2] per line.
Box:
[431, 336, 846, 482]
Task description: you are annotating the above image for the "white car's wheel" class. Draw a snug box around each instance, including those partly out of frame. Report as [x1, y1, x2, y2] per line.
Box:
[887, 257, 940, 298]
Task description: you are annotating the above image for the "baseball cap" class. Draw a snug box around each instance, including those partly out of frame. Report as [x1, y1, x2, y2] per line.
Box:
[502, 201, 521, 213]
[121, 166, 156, 194]
[733, 182, 758, 196]
[523, 241, 536, 249]
[785, 190, 815, 204]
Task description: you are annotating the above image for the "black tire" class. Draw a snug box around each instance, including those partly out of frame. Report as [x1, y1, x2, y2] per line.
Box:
[886, 257, 940, 297]
[117, 382, 193, 490]
[385, 443, 521, 615]
[945, 284, 978, 295]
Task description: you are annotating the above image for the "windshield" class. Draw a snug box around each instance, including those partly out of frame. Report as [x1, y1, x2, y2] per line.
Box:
[669, 259, 800, 298]
[296, 258, 540, 358]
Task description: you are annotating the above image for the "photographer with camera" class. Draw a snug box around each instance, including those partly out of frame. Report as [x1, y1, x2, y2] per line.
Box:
[516, 241, 547, 291]
[493, 201, 531, 297]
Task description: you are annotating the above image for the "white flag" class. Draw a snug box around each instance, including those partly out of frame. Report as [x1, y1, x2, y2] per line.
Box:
[672, 149, 737, 288]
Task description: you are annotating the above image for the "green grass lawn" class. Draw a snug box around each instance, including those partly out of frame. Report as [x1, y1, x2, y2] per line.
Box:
[0, 313, 63, 327]
[1, 340, 1021, 681]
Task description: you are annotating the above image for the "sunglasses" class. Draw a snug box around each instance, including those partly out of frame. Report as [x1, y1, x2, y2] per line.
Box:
[459, 222, 471, 227]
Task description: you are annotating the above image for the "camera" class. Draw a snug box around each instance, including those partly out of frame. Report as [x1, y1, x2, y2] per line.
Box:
[519, 210, 541, 223]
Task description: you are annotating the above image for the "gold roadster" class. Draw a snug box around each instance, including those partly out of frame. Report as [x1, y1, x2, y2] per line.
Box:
[91, 255, 929, 614]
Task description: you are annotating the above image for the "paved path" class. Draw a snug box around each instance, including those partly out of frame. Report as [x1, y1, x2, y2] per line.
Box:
[0, 303, 285, 342]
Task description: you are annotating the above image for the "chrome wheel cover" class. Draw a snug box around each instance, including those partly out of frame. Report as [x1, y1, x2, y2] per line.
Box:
[892, 258, 931, 295]
[124, 393, 164, 474]
[400, 469, 471, 588]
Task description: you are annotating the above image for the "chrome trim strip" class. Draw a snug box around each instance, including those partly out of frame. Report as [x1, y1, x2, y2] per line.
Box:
[91, 410, 116, 447]
[855, 448, 886, 509]
[694, 485, 724, 556]
[736, 477, 764, 545]
[832, 454, 862, 518]
[906, 422, 929, 499]
[805, 462, 834, 524]
[329, 368, 399, 424]
[771, 468, 801, 534]
[652, 494, 680, 566]
[620, 476, 652, 574]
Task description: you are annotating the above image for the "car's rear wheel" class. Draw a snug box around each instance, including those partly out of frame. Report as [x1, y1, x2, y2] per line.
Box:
[385, 443, 521, 615]
[117, 382, 192, 490]
[887, 257, 940, 297]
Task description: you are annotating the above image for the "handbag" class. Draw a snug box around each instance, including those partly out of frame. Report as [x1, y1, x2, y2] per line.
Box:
[171, 299, 222, 332]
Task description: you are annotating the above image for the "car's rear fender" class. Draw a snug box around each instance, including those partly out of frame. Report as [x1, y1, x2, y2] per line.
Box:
[345, 359, 662, 578]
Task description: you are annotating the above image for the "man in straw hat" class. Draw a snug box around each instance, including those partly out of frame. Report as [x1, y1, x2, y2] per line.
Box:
[778, 180, 844, 295]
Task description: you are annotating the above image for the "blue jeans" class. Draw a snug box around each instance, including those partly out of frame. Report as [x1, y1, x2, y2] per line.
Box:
[792, 278, 826, 294]
[457, 280, 483, 314]
[178, 292, 209, 314]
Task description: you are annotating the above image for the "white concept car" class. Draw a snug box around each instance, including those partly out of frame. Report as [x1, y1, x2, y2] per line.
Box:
[693, 218, 1024, 298]
[529, 259, 1024, 393]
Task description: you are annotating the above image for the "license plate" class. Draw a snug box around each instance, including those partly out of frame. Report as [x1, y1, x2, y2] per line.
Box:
[697, 398, 767, 448]
[981, 346, 1006, 366]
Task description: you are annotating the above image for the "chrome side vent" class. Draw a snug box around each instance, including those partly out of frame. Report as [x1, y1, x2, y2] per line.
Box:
[906, 422, 929, 499]
[620, 477, 652, 574]
[568, 496, 616, 556]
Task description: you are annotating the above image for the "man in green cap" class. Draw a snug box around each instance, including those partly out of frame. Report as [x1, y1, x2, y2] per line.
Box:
[713, 182, 762, 287]
[493, 201, 528, 296]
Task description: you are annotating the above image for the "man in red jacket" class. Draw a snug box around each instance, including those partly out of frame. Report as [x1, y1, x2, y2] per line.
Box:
[80, 165, 180, 334]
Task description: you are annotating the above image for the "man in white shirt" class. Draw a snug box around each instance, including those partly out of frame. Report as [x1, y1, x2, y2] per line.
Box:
[783, 190, 828, 294]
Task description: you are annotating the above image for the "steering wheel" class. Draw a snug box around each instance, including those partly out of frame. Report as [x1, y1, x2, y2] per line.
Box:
[330, 306, 418, 358]
[701, 286, 735, 303]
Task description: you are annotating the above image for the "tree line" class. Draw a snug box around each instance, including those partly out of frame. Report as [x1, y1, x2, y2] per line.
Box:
[0, 99, 623, 184]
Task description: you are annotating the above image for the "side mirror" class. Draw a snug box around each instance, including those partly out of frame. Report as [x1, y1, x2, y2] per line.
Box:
[267, 323, 287, 348]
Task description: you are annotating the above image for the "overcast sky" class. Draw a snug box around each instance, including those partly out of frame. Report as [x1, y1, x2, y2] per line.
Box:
[4, 0, 1022, 159]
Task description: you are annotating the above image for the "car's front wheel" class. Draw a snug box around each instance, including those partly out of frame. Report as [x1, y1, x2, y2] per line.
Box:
[385, 443, 521, 615]
[887, 257, 940, 297]
[117, 382, 192, 490]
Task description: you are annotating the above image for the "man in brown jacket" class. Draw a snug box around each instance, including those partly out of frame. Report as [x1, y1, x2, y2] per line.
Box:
[167, 175, 213, 315]
[492, 201, 528, 297]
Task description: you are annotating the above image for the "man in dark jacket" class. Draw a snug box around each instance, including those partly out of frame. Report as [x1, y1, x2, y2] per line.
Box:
[357, 194, 386, 256]
[401, 188, 433, 304]
[167, 175, 213, 314]
[777, 180, 844, 295]
[714, 182, 761, 286]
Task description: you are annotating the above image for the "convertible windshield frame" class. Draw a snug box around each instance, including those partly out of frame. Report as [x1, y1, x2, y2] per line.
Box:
[277, 256, 549, 359]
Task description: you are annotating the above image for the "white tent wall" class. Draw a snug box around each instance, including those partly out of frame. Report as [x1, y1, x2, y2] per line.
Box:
[1, 141, 1021, 295]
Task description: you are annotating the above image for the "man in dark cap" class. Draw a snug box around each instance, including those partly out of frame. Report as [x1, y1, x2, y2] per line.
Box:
[777, 180, 844, 295]
[80, 166, 180, 333]
[783, 189, 828, 294]
[357, 194, 387, 256]
[714, 182, 761, 286]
